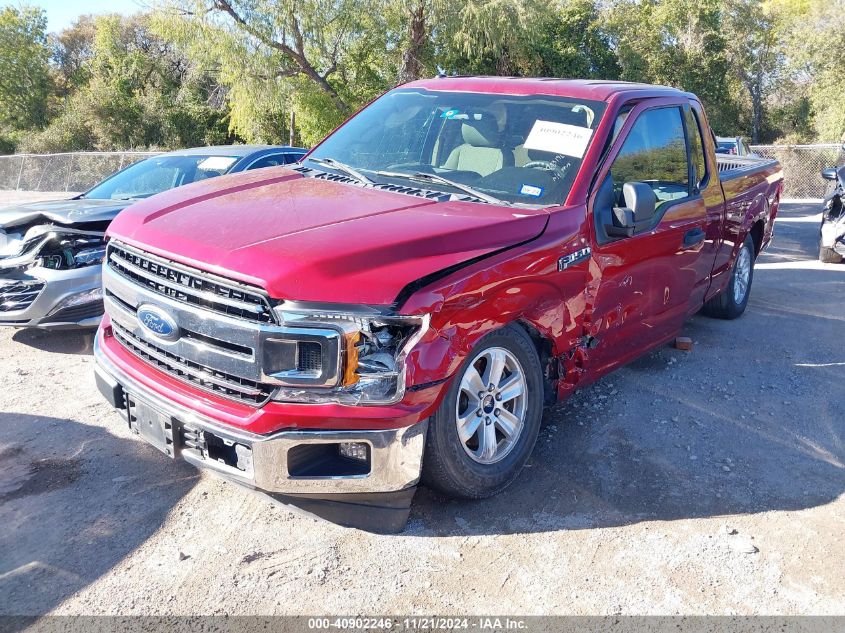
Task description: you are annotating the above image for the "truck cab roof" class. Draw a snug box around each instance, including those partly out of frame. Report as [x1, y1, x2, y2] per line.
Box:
[406, 76, 696, 103]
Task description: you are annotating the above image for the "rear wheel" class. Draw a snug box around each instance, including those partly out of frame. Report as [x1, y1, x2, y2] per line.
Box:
[703, 234, 755, 319]
[421, 325, 543, 499]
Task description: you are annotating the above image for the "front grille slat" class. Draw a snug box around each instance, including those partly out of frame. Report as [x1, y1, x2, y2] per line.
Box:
[111, 321, 275, 405]
[107, 242, 274, 323]
[0, 281, 45, 312]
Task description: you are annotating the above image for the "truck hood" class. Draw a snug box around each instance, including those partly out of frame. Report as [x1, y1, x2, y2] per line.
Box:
[109, 169, 549, 306]
[0, 198, 131, 229]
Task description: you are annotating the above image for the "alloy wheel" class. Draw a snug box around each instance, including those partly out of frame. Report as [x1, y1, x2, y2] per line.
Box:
[455, 347, 528, 465]
[733, 245, 752, 304]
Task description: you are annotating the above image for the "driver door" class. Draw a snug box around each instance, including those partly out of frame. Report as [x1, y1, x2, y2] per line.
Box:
[584, 100, 718, 376]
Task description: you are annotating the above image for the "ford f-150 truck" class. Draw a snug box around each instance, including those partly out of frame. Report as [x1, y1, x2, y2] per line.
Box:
[94, 78, 783, 532]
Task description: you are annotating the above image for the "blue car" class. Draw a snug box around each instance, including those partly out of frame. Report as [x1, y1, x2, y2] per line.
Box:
[0, 145, 307, 328]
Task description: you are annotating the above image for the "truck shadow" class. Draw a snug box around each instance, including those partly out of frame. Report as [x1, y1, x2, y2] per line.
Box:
[11, 328, 95, 356]
[411, 322, 844, 536]
[410, 204, 845, 536]
[0, 413, 197, 616]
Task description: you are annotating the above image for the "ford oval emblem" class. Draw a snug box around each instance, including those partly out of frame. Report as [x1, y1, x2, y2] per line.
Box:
[137, 304, 180, 342]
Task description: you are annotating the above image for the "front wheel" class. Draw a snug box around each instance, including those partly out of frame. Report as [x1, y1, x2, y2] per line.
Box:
[703, 234, 755, 319]
[421, 325, 543, 499]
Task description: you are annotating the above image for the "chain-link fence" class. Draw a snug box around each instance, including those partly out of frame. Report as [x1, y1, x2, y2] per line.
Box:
[0, 151, 159, 193]
[1, 145, 843, 200]
[751, 143, 844, 200]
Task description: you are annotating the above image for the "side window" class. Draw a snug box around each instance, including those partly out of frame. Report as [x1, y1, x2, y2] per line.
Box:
[284, 153, 305, 164]
[610, 107, 689, 208]
[684, 107, 707, 190]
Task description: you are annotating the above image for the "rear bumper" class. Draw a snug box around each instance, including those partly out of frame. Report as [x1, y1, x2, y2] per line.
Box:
[93, 334, 428, 495]
[0, 264, 103, 328]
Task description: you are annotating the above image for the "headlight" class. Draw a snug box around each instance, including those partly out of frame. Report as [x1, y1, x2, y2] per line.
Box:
[0, 225, 106, 271]
[270, 305, 429, 405]
[72, 245, 107, 266]
[40, 238, 107, 269]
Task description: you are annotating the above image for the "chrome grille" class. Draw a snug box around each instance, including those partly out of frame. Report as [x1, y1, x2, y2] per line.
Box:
[107, 242, 274, 323]
[111, 320, 276, 405]
[0, 280, 45, 312]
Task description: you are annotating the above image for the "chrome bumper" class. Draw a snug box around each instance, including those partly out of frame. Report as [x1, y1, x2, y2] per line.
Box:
[93, 336, 427, 494]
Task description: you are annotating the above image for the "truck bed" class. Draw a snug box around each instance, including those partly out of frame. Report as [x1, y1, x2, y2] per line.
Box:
[716, 155, 780, 182]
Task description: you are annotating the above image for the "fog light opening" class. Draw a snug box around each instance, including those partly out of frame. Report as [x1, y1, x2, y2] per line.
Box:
[287, 442, 371, 477]
[338, 441, 369, 462]
[55, 286, 103, 311]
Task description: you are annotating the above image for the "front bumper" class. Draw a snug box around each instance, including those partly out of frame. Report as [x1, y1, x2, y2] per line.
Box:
[93, 334, 428, 495]
[0, 264, 103, 328]
[821, 216, 845, 256]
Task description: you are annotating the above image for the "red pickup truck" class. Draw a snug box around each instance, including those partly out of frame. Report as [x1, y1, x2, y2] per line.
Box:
[94, 78, 783, 531]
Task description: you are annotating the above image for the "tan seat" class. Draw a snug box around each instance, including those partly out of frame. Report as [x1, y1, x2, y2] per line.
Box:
[442, 119, 505, 177]
[513, 144, 530, 167]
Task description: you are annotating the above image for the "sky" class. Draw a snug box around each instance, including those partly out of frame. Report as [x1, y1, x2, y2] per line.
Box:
[29, 0, 143, 32]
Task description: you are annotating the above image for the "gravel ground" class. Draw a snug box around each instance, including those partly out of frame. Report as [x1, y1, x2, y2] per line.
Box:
[0, 202, 843, 616]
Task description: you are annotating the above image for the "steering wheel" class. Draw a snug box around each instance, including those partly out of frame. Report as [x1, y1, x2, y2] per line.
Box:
[523, 160, 569, 180]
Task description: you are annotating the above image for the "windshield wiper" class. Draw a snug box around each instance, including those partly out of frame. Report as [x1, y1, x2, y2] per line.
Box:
[373, 170, 507, 205]
[308, 157, 374, 185]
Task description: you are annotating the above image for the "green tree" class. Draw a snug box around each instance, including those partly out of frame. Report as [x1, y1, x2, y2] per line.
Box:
[153, 0, 394, 145]
[779, 0, 845, 142]
[722, 0, 783, 142]
[533, 0, 621, 79]
[389, 0, 548, 78]
[23, 13, 228, 152]
[441, 0, 546, 75]
[0, 5, 52, 131]
[604, 0, 742, 135]
[51, 15, 96, 97]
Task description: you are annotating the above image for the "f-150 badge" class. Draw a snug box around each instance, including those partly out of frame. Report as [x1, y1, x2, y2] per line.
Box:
[558, 247, 591, 271]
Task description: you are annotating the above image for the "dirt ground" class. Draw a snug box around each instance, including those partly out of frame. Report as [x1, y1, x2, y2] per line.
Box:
[0, 202, 843, 616]
[0, 192, 77, 208]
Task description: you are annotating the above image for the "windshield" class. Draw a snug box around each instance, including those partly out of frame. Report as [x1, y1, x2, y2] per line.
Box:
[306, 88, 607, 206]
[84, 154, 241, 200]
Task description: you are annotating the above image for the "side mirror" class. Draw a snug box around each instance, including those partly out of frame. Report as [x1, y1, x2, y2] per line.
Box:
[623, 182, 657, 222]
[822, 167, 837, 181]
[606, 182, 657, 237]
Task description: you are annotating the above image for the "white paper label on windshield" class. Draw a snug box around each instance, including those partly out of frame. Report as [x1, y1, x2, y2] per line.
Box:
[523, 121, 593, 158]
[198, 156, 238, 171]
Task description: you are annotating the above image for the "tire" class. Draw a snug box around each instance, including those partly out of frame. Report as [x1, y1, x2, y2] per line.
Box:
[421, 324, 543, 499]
[819, 245, 843, 263]
[703, 234, 755, 320]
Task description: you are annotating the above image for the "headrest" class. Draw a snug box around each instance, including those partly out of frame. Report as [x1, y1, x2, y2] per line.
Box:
[461, 118, 499, 147]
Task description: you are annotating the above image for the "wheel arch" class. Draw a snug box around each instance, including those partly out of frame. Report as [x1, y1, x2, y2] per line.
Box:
[749, 218, 766, 256]
[512, 319, 559, 407]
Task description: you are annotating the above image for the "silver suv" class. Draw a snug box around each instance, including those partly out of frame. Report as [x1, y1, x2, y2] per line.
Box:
[0, 145, 306, 328]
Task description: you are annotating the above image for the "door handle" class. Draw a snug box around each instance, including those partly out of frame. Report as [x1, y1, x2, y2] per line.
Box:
[683, 227, 706, 248]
